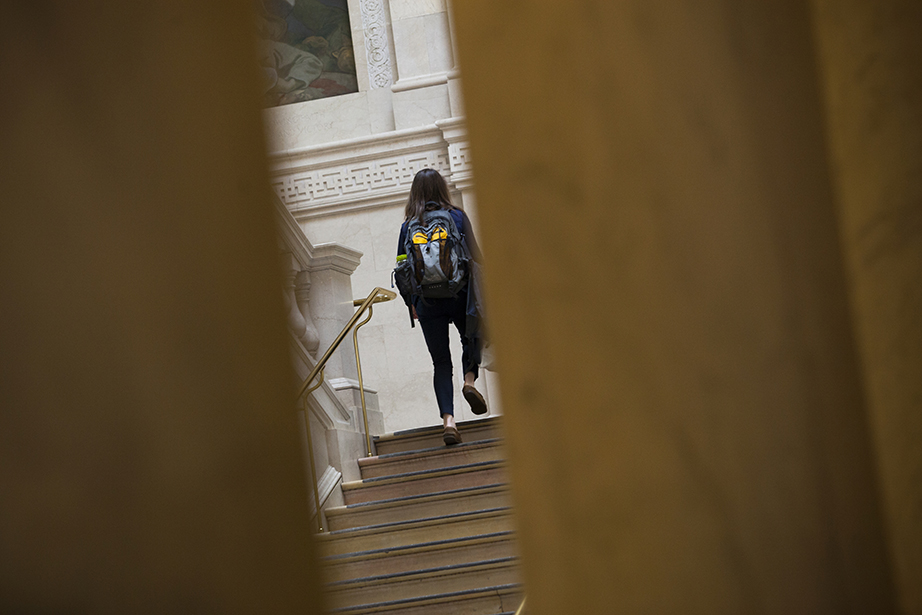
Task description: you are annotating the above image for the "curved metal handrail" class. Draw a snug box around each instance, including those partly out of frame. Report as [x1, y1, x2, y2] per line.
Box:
[297, 286, 396, 532]
[515, 596, 526, 615]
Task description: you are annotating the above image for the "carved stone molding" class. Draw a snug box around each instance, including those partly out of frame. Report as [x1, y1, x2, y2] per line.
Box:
[328, 377, 379, 395]
[269, 124, 458, 219]
[436, 117, 473, 190]
[310, 243, 363, 276]
[360, 0, 393, 89]
[274, 151, 451, 217]
[391, 72, 449, 93]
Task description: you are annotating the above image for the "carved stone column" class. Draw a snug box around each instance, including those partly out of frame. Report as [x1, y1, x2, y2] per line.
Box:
[294, 270, 321, 357]
[281, 253, 307, 342]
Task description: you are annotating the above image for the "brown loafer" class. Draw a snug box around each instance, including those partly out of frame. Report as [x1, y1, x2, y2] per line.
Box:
[462, 384, 488, 415]
[443, 425, 462, 445]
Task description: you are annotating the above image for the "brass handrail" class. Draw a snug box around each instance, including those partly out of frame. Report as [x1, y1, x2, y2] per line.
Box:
[297, 286, 396, 532]
[514, 596, 526, 615]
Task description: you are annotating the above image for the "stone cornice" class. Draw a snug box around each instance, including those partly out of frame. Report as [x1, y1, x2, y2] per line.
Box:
[328, 377, 378, 395]
[309, 242, 363, 275]
[435, 116, 466, 141]
[267, 124, 446, 173]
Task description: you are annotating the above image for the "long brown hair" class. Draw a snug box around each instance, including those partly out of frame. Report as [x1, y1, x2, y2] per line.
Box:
[404, 168, 455, 222]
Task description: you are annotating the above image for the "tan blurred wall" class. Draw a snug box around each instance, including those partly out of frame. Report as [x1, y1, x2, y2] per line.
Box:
[452, 1, 898, 613]
[812, 2, 922, 613]
[0, 3, 325, 613]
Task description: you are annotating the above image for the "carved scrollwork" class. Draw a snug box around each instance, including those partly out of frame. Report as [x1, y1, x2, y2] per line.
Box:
[360, 0, 393, 89]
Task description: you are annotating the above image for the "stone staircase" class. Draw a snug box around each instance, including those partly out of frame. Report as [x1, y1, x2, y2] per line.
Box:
[318, 416, 524, 614]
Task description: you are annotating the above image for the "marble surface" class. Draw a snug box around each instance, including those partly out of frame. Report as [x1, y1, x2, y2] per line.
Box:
[392, 83, 452, 130]
[391, 15, 435, 79]
[264, 91, 377, 151]
[424, 12, 455, 74]
[389, 0, 446, 21]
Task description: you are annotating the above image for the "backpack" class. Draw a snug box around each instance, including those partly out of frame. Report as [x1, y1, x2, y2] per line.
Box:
[401, 205, 469, 299]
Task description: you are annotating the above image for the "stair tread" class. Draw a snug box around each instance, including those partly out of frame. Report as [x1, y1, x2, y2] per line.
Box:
[329, 582, 522, 614]
[322, 534, 519, 584]
[373, 416, 501, 443]
[329, 556, 518, 589]
[323, 507, 510, 540]
[327, 483, 507, 515]
[325, 415, 518, 615]
[343, 460, 503, 490]
[324, 530, 515, 562]
[364, 438, 502, 463]
[359, 439, 503, 476]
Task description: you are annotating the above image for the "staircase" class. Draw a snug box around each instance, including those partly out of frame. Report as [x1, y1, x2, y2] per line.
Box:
[318, 416, 524, 614]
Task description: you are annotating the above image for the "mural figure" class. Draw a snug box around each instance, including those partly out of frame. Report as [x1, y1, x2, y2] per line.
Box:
[257, 0, 358, 107]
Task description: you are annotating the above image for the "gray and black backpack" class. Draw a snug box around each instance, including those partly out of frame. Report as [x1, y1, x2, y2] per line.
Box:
[400, 205, 469, 299]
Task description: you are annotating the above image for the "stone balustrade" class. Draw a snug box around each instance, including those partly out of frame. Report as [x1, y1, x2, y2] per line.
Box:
[273, 193, 384, 526]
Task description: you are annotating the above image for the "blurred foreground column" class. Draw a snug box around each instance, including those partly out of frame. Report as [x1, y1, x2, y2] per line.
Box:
[0, 3, 324, 613]
[452, 1, 896, 613]
[812, 3, 922, 613]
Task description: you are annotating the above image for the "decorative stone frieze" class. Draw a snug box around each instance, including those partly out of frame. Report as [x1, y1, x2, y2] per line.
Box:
[268, 121, 469, 219]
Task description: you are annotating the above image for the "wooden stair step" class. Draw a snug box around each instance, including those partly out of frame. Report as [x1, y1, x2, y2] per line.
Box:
[327, 557, 520, 609]
[322, 415, 520, 615]
[359, 438, 505, 479]
[326, 484, 511, 532]
[318, 508, 513, 556]
[373, 417, 503, 456]
[328, 583, 523, 615]
[322, 531, 517, 583]
[342, 460, 506, 505]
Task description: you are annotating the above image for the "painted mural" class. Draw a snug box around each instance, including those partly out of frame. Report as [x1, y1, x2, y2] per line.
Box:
[257, 0, 358, 107]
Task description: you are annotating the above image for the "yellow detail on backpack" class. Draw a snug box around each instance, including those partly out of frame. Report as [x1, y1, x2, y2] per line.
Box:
[412, 226, 447, 244]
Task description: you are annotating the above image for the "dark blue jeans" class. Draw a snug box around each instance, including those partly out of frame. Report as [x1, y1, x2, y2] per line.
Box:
[414, 289, 480, 417]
